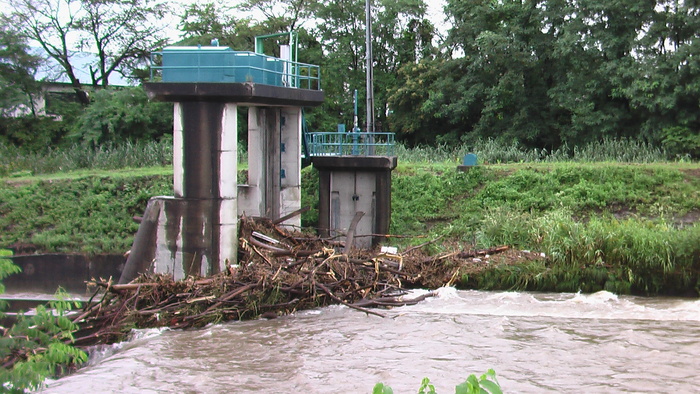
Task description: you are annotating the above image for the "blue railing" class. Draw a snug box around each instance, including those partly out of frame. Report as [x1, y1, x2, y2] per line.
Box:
[150, 47, 321, 90]
[306, 132, 395, 156]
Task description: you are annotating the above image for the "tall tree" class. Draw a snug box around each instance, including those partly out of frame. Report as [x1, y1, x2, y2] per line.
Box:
[313, 0, 435, 132]
[419, 0, 556, 146]
[0, 24, 44, 117]
[619, 0, 700, 156]
[6, 0, 170, 104]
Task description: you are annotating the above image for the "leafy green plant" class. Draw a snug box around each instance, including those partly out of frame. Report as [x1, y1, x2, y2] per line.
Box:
[68, 87, 173, 146]
[0, 249, 20, 313]
[373, 370, 502, 394]
[372, 382, 394, 394]
[0, 255, 87, 392]
[456, 369, 502, 394]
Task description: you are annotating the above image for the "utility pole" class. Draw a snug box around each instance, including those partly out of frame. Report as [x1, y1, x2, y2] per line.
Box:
[365, 0, 375, 134]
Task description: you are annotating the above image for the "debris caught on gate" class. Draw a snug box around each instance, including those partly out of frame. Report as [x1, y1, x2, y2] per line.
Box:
[59, 216, 543, 348]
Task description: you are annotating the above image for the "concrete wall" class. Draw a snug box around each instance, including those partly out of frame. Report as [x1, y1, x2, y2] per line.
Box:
[6, 254, 124, 294]
[126, 81, 323, 283]
[313, 156, 397, 249]
[238, 106, 302, 228]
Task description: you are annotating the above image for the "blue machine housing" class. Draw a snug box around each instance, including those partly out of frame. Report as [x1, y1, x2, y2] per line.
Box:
[155, 46, 320, 90]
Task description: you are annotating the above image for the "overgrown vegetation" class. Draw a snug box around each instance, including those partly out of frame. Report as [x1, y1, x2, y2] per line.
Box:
[0, 175, 171, 254]
[1, 139, 699, 295]
[395, 137, 673, 164]
[387, 162, 700, 296]
[0, 137, 685, 179]
[0, 141, 173, 178]
[472, 209, 700, 295]
[0, 250, 87, 392]
[373, 369, 502, 394]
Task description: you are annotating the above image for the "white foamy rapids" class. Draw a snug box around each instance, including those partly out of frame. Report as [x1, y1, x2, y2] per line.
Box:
[80, 327, 171, 366]
[391, 289, 700, 322]
[126, 326, 171, 341]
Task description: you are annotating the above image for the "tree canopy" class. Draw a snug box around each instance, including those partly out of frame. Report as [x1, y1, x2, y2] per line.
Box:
[0, 25, 44, 117]
[4, 0, 170, 104]
[388, 0, 700, 153]
[1, 0, 699, 157]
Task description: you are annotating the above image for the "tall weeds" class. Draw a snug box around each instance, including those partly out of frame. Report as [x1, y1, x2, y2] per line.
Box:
[397, 137, 673, 164]
[0, 137, 680, 177]
[476, 208, 699, 295]
[0, 141, 173, 177]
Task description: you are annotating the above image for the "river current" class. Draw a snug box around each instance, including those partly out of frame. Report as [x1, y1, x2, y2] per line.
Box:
[40, 289, 700, 393]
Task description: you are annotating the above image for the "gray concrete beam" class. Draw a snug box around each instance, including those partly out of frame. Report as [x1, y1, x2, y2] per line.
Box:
[144, 82, 324, 107]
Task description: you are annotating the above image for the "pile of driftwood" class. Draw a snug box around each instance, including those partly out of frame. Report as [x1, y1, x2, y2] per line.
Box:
[69, 217, 449, 347]
[65, 216, 533, 348]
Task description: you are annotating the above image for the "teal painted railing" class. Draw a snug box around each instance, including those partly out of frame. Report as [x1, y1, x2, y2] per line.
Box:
[150, 47, 321, 90]
[306, 132, 395, 157]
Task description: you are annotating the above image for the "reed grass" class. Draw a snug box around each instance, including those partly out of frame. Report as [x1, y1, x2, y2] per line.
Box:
[396, 137, 673, 164]
[0, 136, 682, 178]
[474, 208, 700, 295]
[0, 141, 172, 177]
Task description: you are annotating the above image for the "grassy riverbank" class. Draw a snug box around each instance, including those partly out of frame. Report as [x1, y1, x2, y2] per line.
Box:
[1, 144, 699, 295]
[385, 162, 700, 296]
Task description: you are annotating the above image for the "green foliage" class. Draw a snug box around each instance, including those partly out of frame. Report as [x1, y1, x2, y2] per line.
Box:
[374, 370, 502, 394]
[69, 87, 173, 146]
[386, 0, 700, 150]
[0, 140, 172, 177]
[0, 174, 172, 254]
[474, 164, 696, 216]
[661, 127, 700, 160]
[474, 207, 700, 295]
[372, 382, 394, 394]
[301, 166, 319, 228]
[0, 259, 87, 393]
[0, 24, 42, 118]
[419, 377, 437, 394]
[390, 165, 485, 237]
[0, 249, 20, 311]
[455, 369, 502, 394]
[0, 116, 69, 153]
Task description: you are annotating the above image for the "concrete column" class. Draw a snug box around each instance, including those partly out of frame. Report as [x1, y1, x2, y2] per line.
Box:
[217, 104, 238, 268]
[123, 102, 237, 282]
[241, 107, 281, 220]
[279, 107, 302, 227]
[173, 103, 184, 197]
[239, 107, 265, 218]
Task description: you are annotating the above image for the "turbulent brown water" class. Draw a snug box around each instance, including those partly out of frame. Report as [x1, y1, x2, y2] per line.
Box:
[40, 289, 700, 393]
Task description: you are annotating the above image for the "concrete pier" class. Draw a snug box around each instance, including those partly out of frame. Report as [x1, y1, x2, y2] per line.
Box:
[119, 82, 323, 283]
[312, 156, 397, 249]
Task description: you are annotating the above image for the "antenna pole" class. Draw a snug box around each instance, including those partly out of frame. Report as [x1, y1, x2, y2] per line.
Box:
[365, 0, 375, 134]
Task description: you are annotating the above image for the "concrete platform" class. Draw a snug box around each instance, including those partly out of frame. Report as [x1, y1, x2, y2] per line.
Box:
[144, 82, 324, 106]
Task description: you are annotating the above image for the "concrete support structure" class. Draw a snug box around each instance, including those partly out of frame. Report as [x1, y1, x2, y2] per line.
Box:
[312, 156, 397, 249]
[238, 107, 303, 228]
[119, 82, 323, 283]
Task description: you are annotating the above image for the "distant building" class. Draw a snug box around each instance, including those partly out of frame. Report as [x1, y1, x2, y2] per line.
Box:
[10, 48, 132, 118]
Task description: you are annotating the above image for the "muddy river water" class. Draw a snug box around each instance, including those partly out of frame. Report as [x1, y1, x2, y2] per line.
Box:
[40, 289, 700, 393]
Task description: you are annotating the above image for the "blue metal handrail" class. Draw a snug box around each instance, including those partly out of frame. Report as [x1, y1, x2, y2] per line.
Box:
[150, 48, 321, 90]
[306, 132, 395, 157]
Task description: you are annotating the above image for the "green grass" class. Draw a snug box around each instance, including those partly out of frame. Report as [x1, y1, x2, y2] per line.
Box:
[0, 175, 172, 254]
[1, 138, 699, 294]
[0, 141, 173, 177]
[471, 208, 700, 295]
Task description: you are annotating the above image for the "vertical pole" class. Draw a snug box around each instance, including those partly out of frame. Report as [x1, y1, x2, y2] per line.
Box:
[365, 0, 375, 135]
[353, 89, 359, 155]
